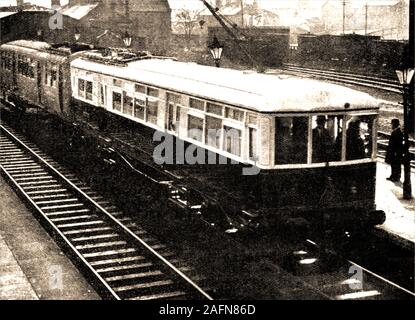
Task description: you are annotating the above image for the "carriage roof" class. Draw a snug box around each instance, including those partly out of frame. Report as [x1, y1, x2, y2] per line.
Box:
[0, 41, 69, 64]
[71, 55, 379, 114]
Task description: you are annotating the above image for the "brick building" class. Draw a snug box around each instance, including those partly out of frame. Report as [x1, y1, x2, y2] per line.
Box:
[0, 0, 172, 54]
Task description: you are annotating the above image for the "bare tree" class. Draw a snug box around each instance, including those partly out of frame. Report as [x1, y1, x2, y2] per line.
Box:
[175, 9, 205, 48]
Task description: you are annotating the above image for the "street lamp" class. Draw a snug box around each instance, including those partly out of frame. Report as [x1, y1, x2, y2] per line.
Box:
[122, 31, 132, 47]
[208, 35, 223, 68]
[74, 27, 81, 41]
[396, 67, 415, 199]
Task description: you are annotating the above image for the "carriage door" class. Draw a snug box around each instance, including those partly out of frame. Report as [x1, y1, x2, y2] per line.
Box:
[58, 66, 64, 113]
[36, 62, 42, 104]
[166, 93, 181, 133]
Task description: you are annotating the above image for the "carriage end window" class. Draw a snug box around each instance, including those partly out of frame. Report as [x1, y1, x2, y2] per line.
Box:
[312, 115, 343, 163]
[345, 115, 374, 160]
[275, 117, 308, 164]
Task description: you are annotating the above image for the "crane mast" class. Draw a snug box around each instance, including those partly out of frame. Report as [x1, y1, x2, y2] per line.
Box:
[199, 0, 257, 68]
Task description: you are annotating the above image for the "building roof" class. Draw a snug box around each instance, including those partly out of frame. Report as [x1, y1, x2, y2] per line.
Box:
[61, 3, 99, 20]
[130, 0, 171, 12]
[71, 55, 379, 113]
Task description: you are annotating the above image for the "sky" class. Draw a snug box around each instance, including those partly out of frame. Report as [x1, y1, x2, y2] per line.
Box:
[0, 0, 404, 10]
[0, 0, 328, 10]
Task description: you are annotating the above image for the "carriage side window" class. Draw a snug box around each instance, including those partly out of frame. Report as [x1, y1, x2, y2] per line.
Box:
[205, 116, 222, 149]
[147, 99, 158, 124]
[225, 107, 244, 122]
[27, 58, 35, 78]
[345, 115, 374, 160]
[113, 78, 122, 87]
[135, 84, 146, 94]
[123, 93, 133, 116]
[100, 84, 105, 106]
[224, 126, 242, 157]
[275, 117, 308, 164]
[147, 87, 159, 98]
[50, 70, 57, 87]
[112, 92, 122, 111]
[248, 114, 258, 126]
[311, 115, 343, 163]
[134, 97, 146, 120]
[249, 127, 258, 160]
[45, 65, 57, 87]
[0, 52, 6, 70]
[1, 52, 5, 70]
[78, 79, 85, 98]
[85, 81, 93, 101]
[188, 114, 204, 142]
[206, 103, 223, 116]
[189, 98, 205, 111]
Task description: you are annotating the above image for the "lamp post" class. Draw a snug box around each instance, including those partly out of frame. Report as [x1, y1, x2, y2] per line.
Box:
[396, 67, 415, 199]
[208, 35, 223, 68]
[74, 27, 81, 41]
[122, 31, 132, 48]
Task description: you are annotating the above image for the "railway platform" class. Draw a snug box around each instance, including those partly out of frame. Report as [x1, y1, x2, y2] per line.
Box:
[0, 175, 99, 300]
[375, 160, 415, 248]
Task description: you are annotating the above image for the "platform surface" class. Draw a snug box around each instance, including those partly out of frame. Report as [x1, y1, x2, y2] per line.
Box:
[375, 161, 415, 246]
[0, 176, 100, 300]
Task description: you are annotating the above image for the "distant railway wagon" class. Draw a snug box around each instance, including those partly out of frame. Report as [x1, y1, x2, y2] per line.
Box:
[0, 40, 385, 232]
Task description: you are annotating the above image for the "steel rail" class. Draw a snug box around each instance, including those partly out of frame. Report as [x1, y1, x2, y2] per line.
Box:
[0, 124, 213, 300]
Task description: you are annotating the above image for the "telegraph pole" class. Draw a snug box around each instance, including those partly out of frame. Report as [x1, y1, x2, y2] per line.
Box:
[342, 0, 346, 34]
[240, 0, 244, 28]
[365, 2, 368, 35]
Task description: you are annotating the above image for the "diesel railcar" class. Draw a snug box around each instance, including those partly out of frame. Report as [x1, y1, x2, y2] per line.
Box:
[0, 40, 385, 232]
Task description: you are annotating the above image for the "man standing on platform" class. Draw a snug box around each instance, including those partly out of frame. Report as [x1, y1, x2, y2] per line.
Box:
[386, 118, 404, 182]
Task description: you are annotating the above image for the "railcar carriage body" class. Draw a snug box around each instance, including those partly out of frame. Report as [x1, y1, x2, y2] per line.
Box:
[69, 49, 382, 230]
[0, 40, 88, 117]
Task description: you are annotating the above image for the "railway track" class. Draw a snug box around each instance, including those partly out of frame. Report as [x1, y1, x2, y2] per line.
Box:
[282, 238, 415, 300]
[1, 111, 413, 300]
[0, 123, 213, 300]
[278, 64, 401, 94]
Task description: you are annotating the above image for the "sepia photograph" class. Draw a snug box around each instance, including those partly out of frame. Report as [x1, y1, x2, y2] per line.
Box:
[0, 0, 413, 308]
